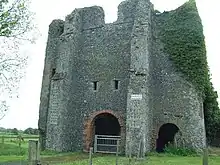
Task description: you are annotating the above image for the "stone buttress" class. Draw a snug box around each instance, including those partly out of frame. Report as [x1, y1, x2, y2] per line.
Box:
[119, 0, 154, 155]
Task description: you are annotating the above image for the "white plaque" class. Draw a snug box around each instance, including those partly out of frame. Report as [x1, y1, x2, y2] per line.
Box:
[131, 94, 142, 100]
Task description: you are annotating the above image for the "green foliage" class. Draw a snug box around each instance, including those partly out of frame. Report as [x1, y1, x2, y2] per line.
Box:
[156, 0, 220, 143]
[0, 0, 30, 37]
[164, 146, 198, 156]
[23, 127, 39, 135]
[204, 82, 220, 144]
[0, 0, 37, 121]
[157, 0, 208, 95]
[147, 146, 198, 157]
[0, 127, 24, 135]
[11, 128, 19, 135]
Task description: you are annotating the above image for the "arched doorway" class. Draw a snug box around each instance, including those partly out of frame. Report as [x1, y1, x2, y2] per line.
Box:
[83, 110, 124, 153]
[94, 113, 121, 136]
[156, 123, 179, 152]
[93, 113, 121, 153]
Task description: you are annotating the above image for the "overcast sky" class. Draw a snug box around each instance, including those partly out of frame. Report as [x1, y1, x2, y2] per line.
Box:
[1, 0, 219, 130]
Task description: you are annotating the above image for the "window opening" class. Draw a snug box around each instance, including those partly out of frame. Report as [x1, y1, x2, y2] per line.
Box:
[114, 80, 119, 90]
[52, 68, 56, 77]
[93, 81, 98, 91]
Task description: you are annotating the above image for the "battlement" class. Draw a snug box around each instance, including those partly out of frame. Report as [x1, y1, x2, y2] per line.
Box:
[80, 6, 105, 29]
[48, 0, 153, 37]
[117, 0, 153, 23]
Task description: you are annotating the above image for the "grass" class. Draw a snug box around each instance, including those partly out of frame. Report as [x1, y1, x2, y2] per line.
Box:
[1, 135, 220, 165]
[0, 134, 39, 162]
[56, 155, 220, 165]
[0, 143, 27, 156]
[0, 143, 27, 163]
[0, 135, 89, 163]
[0, 156, 26, 163]
[40, 152, 91, 164]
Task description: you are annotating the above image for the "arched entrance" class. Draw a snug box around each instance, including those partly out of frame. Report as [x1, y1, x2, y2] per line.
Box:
[94, 113, 120, 136]
[83, 110, 125, 153]
[156, 123, 179, 152]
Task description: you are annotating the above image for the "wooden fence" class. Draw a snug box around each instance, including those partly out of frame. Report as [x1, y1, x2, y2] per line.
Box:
[1, 135, 39, 143]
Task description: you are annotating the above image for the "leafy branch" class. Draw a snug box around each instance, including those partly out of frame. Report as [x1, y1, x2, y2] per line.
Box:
[0, 0, 39, 120]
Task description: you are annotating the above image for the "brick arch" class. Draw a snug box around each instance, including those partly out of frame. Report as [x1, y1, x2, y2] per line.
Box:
[83, 110, 125, 152]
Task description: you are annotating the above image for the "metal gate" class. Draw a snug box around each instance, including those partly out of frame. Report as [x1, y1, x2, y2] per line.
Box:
[94, 135, 121, 153]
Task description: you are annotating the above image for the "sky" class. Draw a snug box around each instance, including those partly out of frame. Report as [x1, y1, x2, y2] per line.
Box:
[0, 0, 220, 130]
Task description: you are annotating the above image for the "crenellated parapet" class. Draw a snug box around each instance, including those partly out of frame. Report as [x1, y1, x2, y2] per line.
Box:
[48, 0, 153, 33]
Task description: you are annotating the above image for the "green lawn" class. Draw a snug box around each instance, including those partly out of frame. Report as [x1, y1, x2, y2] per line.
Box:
[1, 137, 220, 165]
[0, 134, 39, 162]
[57, 155, 220, 165]
[0, 134, 39, 156]
[0, 156, 26, 163]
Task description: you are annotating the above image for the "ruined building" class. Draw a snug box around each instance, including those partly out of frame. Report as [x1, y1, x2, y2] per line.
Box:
[38, 0, 207, 155]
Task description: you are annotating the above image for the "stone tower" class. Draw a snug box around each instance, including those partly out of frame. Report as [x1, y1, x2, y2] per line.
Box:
[38, 0, 206, 155]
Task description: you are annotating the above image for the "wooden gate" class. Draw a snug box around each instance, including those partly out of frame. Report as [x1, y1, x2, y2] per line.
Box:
[94, 135, 121, 153]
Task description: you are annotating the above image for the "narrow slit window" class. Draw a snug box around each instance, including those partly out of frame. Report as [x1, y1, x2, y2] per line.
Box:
[52, 68, 56, 77]
[114, 80, 119, 90]
[93, 81, 98, 91]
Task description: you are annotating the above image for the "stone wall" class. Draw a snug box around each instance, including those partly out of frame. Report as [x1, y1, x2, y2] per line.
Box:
[124, 0, 153, 155]
[148, 11, 206, 150]
[38, 20, 64, 150]
[39, 0, 206, 154]
[40, 4, 133, 152]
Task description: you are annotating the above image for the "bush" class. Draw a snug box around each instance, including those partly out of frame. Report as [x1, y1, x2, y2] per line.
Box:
[164, 146, 198, 156]
[23, 128, 39, 135]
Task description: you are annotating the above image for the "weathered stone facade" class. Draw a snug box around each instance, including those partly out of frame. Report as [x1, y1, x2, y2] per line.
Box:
[38, 0, 206, 155]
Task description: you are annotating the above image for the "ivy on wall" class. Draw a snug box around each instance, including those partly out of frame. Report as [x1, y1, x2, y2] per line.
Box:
[156, 0, 220, 144]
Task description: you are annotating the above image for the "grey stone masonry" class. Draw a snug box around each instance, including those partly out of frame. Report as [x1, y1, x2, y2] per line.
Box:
[38, 20, 64, 150]
[38, 0, 206, 155]
[125, 0, 153, 155]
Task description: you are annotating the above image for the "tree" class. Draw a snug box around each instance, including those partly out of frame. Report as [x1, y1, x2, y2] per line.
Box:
[204, 81, 220, 144]
[24, 127, 39, 135]
[12, 127, 18, 135]
[0, 0, 39, 120]
[0, 126, 6, 132]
